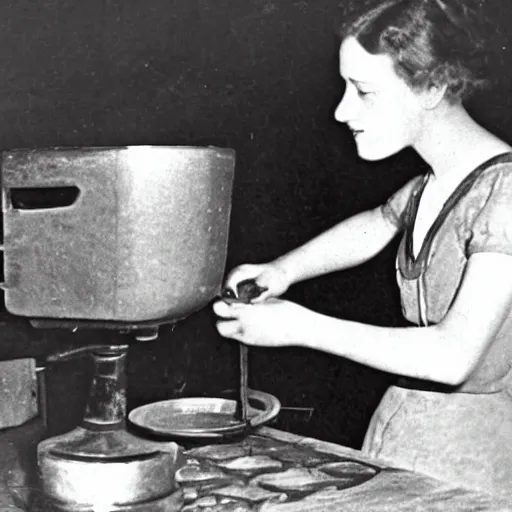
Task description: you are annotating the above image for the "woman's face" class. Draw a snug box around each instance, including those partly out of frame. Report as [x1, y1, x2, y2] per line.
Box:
[335, 36, 426, 161]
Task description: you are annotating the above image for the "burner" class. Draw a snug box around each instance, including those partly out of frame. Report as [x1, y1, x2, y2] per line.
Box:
[37, 345, 184, 511]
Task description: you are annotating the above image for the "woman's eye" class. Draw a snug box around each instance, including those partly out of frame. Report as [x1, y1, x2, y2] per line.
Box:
[357, 89, 372, 98]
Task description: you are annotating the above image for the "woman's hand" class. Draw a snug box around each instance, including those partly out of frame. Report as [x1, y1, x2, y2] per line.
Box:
[223, 262, 291, 302]
[213, 298, 314, 347]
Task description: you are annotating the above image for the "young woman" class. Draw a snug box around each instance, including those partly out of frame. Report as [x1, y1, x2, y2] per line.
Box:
[213, 0, 512, 498]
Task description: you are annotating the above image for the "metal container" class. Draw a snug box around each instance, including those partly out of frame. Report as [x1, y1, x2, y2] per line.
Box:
[1, 146, 235, 322]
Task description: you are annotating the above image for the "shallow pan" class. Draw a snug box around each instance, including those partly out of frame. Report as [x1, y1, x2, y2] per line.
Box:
[128, 389, 280, 440]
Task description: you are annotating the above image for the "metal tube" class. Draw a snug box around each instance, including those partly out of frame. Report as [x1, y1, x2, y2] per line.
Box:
[82, 346, 128, 429]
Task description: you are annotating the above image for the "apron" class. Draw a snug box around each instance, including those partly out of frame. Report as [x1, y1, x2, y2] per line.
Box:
[362, 378, 512, 500]
[362, 153, 512, 501]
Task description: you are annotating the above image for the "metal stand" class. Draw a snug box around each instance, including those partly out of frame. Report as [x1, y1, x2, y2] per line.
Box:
[37, 345, 184, 511]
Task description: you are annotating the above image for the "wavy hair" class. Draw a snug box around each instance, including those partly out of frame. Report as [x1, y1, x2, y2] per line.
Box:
[340, 0, 489, 102]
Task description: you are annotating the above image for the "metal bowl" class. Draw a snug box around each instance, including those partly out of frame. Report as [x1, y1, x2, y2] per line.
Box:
[128, 389, 280, 439]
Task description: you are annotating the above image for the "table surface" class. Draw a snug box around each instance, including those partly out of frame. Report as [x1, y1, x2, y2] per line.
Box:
[175, 427, 512, 512]
[0, 420, 510, 511]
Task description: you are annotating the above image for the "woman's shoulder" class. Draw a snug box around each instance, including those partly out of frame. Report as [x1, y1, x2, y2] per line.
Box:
[478, 150, 512, 170]
[465, 152, 512, 255]
[472, 151, 512, 194]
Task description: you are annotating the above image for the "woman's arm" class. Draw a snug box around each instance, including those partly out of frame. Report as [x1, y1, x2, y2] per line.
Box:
[273, 206, 399, 285]
[324, 252, 512, 385]
[215, 252, 512, 385]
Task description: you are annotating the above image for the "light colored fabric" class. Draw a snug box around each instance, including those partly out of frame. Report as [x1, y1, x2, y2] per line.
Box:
[397, 160, 512, 389]
[467, 168, 512, 255]
[363, 155, 512, 499]
[362, 382, 512, 501]
[381, 175, 423, 228]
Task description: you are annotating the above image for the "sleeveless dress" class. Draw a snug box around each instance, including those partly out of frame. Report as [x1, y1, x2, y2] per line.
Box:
[361, 152, 512, 500]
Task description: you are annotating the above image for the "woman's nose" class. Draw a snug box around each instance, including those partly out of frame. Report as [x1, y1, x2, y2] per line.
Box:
[334, 89, 355, 124]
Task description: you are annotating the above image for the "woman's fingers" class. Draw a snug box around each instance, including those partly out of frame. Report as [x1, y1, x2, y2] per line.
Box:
[213, 300, 231, 318]
[224, 272, 250, 293]
[224, 265, 263, 295]
[213, 301, 249, 341]
[215, 319, 243, 339]
[212, 300, 245, 318]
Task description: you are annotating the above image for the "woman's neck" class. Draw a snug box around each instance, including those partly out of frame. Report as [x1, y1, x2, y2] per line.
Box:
[413, 102, 511, 181]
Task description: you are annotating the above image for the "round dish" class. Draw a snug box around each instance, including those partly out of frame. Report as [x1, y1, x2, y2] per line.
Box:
[128, 388, 280, 439]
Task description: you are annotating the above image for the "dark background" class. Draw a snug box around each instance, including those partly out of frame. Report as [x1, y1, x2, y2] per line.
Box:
[1, 0, 512, 448]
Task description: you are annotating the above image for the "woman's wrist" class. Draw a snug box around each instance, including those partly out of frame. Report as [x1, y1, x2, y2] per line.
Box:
[270, 256, 296, 287]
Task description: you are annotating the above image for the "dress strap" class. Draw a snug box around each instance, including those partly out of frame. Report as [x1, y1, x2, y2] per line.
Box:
[398, 151, 512, 280]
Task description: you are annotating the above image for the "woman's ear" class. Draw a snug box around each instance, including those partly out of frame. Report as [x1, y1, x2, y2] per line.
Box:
[421, 82, 448, 109]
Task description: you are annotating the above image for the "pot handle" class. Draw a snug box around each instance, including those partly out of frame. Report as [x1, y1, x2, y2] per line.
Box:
[5, 186, 80, 211]
[247, 388, 281, 428]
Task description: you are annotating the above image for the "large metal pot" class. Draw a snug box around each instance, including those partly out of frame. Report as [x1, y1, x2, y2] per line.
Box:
[1, 146, 235, 323]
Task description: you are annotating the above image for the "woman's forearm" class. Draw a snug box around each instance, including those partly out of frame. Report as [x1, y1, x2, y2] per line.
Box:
[298, 311, 468, 385]
[288, 253, 512, 387]
[272, 207, 398, 285]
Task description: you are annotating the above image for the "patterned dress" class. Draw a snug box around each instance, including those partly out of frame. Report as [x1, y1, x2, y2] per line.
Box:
[361, 152, 512, 500]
